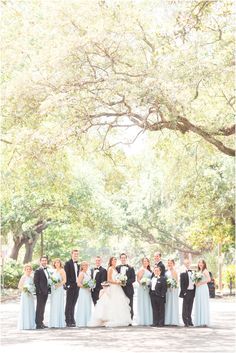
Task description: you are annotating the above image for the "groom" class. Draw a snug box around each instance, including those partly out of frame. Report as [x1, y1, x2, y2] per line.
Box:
[116, 253, 135, 321]
[91, 256, 107, 305]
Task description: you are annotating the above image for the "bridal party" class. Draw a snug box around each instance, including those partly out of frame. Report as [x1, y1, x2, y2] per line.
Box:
[17, 249, 211, 330]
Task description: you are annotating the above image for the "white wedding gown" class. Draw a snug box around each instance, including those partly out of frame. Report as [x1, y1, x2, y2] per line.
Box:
[89, 269, 132, 327]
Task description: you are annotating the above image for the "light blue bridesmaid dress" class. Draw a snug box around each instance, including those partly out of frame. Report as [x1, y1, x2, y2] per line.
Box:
[49, 270, 65, 328]
[194, 273, 210, 326]
[75, 272, 92, 327]
[137, 269, 153, 325]
[18, 275, 35, 330]
[164, 270, 179, 326]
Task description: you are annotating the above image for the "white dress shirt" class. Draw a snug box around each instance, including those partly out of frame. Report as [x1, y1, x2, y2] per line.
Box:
[187, 270, 194, 290]
[120, 266, 128, 275]
[42, 267, 49, 283]
[74, 262, 78, 280]
[151, 276, 158, 291]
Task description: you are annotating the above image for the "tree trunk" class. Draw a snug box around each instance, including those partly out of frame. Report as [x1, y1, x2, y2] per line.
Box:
[23, 234, 40, 264]
[10, 236, 25, 261]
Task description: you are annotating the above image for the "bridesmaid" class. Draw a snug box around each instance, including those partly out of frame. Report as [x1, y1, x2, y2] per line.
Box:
[194, 259, 211, 327]
[137, 257, 153, 325]
[49, 258, 66, 328]
[75, 261, 93, 327]
[18, 264, 35, 330]
[164, 259, 179, 326]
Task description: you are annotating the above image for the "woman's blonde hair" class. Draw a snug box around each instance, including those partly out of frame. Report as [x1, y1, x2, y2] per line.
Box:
[80, 261, 88, 271]
[24, 263, 33, 271]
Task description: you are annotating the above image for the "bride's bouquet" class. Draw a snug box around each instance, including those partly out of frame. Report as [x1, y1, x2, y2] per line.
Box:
[166, 277, 178, 289]
[116, 273, 127, 286]
[83, 279, 96, 289]
[140, 277, 151, 290]
[191, 271, 203, 284]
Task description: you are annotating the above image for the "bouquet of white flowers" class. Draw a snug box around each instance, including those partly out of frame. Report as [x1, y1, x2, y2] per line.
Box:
[116, 273, 128, 286]
[49, 274, 61, 288]
[140, 277, 151, 289]
[166, 277, 178, 289]
[83, 279, 96, 289]
[23, 283, 35, 295]
[191, 271, 203, 284]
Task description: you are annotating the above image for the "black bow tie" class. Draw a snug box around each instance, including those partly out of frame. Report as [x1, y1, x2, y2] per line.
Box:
[122, 265, 128, 267]
[43, 267, 48, 270]
[74, 261, 78, 264]
[188, 270, 192, 272]
[94, 267, 99, 270]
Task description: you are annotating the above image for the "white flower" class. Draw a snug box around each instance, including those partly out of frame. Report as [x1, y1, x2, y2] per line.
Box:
[140, 277, 151, 289]
[116, 273, 127, 286]
[191, 271, 203, 283]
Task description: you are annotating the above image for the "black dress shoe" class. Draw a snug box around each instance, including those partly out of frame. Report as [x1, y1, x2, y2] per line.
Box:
[189, 323, 194, 326]
[36, 326, 43, 329]
[42, 324, 48, 328]
[150, 324, 157, 327]
[184, 324, 189, 327]
[71, 323, 76, 327]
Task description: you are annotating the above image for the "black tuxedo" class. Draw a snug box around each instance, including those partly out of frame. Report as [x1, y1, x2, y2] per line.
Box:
[154, 261, 166, 277]
[34, 267, 50, 328]
[116, 264, 135, 319]
[150, 275, 167, 326]
[179, 270, 195, 326]
[91, 266, 107, 305]
[64, 259, 80, 325]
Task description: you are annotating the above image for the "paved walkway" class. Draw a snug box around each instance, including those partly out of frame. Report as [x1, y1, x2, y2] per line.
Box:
[0, 296, 235, 353]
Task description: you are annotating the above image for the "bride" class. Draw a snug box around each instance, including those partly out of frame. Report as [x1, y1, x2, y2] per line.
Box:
[89, 257, 132, 327]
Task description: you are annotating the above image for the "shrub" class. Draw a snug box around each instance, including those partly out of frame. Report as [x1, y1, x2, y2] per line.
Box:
[223, 264, 236, 289]
[2, 259, 23, 289]
[2, 259, 39, 289]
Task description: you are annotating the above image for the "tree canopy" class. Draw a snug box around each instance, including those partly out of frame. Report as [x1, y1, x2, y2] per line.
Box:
[1, 0, 234, 267]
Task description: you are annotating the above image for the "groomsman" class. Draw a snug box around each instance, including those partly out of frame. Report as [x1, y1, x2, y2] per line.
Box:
[150, 266, 167, 327]
[64, 249, 80, 327]
[154, 252, 166, 277]
[179, 258, 195, 327]
[116, 253, 135, 320]
[91, 256, 107, 305]
[34, 256, 50, 329]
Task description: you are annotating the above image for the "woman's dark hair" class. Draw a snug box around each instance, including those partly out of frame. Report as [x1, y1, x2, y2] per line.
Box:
[142, 257, 151, 272]
[108, 257, 116, 268]
[198, 259, 207, 271]
[168, 258, 175, 265]
[154, 265, 162, 273]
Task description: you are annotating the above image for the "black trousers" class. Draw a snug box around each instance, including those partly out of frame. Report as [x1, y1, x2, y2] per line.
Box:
[65, 285, 79, 324]
[128, 295, 134, 320]
[35, 293, 48, 327]
[150, 292, 165, 326]
[182, 290, 195, 325]
[91, 289, 100, 305]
